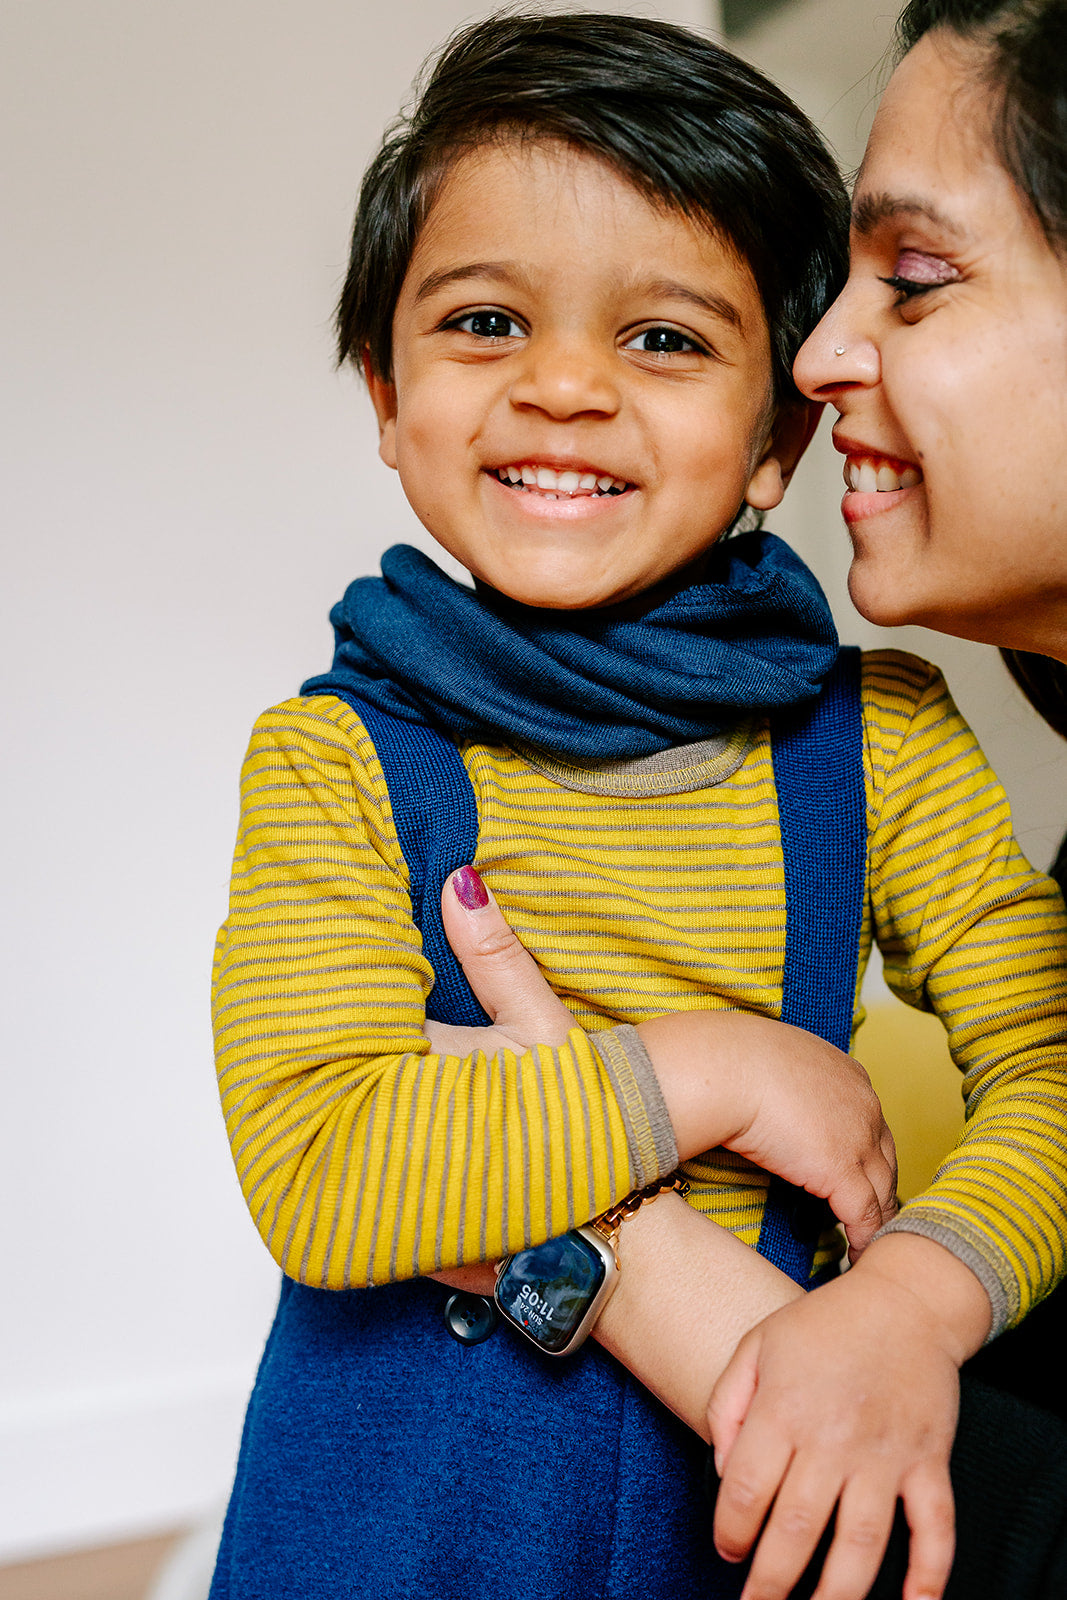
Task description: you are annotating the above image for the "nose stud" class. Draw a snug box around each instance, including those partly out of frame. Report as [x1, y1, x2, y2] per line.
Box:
[834, 346, 846, 356]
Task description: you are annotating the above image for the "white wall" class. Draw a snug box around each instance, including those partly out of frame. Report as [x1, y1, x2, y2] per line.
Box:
[0, 0, 716, 1564]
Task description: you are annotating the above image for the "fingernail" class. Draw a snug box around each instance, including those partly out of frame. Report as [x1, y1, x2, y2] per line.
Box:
[452, 865, 489, 910]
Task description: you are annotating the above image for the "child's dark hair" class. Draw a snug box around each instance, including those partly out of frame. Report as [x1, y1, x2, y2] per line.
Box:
[337, 10, 848, 402]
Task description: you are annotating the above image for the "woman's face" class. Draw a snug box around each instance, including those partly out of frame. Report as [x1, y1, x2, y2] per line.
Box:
[794, 31, 1067, 657]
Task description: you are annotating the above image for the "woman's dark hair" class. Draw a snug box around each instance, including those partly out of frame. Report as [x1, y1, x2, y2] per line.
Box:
[896, 1, 1067, 253]
[337, 10, 848, 401]
[898, 2, 1067, 745]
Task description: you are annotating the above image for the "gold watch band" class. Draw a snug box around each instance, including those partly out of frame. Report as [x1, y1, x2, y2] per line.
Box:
[588, 1172, 690, 1252]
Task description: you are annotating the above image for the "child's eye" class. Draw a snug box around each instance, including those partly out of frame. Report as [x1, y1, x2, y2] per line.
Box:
[879, 248, 959, 304]
[446, 310, 526, 339]
[623, 326, 702, 355]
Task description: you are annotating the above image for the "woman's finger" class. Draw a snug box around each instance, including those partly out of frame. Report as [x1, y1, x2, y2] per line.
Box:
[440, 866, 574, 1044]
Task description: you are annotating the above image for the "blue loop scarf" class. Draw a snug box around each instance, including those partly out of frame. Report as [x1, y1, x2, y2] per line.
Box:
[301, 535, 838, 762]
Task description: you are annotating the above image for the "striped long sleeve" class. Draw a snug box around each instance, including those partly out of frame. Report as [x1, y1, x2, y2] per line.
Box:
[212, 699, 673, 1288]
[213, 652, 1067, 1325]
[865, 654, 1067, 1332]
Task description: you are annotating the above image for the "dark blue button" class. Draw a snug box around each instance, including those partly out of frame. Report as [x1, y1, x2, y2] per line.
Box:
[444, 1292, 498, 1345]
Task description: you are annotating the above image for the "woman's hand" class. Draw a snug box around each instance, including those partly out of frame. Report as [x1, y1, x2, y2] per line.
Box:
[708, 1233, 992, 1600]
[427, 866, 897, 1256]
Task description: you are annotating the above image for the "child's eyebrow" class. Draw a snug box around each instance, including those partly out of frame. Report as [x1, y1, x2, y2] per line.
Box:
[413, 262, 523, 305]
[635, 278, 743, 332]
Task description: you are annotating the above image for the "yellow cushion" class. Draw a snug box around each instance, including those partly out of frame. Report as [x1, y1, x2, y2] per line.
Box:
[856, 1004, 965, 1202]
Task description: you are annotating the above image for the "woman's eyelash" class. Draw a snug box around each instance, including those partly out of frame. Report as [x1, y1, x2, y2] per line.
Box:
[879, 274, 949, 302]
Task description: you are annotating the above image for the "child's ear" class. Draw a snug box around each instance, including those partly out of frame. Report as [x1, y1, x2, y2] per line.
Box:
[743, 400, 823, 512]
[363, 352, 399, 470]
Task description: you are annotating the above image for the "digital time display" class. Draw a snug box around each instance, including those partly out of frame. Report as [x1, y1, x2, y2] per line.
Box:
[495, 1230, 607, 1354]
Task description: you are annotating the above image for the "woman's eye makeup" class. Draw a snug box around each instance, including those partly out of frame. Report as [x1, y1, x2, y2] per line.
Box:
[880, 247, 960, 302]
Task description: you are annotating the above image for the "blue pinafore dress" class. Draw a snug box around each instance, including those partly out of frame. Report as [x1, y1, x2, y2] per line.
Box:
[209, 649, 865, 1600]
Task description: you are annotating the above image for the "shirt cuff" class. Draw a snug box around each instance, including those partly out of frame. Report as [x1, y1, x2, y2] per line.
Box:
[592, 1023, 679, 1188]
[875, 1207, 1013, 1340]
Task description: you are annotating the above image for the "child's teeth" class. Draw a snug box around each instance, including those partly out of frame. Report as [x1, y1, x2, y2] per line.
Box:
[495, 464, 632, 495]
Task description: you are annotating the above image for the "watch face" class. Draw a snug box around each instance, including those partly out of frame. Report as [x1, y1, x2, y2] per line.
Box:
[495, 1230, 607, 1354]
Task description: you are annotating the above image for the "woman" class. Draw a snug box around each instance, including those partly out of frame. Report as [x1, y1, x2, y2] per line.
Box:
[793, 0, 1067, 1452]
[437, 3, 1067, 1596]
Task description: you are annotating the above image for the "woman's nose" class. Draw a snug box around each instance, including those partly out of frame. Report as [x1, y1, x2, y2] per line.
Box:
[794, 296, 879, 401]
[508, 335, 621, 421]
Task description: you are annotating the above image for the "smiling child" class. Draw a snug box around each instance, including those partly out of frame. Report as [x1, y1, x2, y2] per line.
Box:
[209, 13, 1067, 1600]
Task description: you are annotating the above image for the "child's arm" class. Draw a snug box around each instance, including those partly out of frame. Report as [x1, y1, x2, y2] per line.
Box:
[707, 654, 1067, 1600]
[433, 866, 897, 1257]
[215, 696, 893, 1289]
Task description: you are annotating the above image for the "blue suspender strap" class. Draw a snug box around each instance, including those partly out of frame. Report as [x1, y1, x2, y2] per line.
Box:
[757, 646, 866, 1285]
[326, 693, 490, 1027]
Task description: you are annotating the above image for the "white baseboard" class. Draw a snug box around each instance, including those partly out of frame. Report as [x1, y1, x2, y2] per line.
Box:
[1, 1371, 253, 1564]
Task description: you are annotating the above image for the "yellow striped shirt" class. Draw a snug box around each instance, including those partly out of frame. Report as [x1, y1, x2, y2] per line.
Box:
[212, 650, 1067, 1330]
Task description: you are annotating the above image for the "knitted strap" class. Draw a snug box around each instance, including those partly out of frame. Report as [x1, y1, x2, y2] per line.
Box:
[757, 646, 866, 1284]
[328, 693, 490, 1026]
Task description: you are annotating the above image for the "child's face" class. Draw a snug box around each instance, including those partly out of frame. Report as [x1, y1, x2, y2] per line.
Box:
[368, 141, 805, 610]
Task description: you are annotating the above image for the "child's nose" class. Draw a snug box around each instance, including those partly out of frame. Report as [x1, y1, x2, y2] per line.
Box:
[507, 335, 621, 420]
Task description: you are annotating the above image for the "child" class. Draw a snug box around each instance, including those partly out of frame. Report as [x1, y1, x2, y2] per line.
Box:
[209, 13, 1067, 1600]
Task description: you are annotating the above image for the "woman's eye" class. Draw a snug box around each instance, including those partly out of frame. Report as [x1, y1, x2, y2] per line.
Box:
[880, 248, 959, 303]
[449, 310, 524, 339]
[624, 326, 700, 354]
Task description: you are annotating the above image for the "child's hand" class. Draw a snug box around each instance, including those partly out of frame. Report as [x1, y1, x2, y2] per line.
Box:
[636, 1009, 898, 1259]
[708, 1234, 991, 1600]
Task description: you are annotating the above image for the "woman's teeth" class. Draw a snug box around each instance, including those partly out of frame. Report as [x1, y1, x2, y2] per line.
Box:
[495, 465, 630, 497]
[845, 457, 922, 493]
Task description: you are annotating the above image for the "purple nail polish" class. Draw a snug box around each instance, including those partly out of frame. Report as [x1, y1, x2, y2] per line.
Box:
[452, 864, 489, 909]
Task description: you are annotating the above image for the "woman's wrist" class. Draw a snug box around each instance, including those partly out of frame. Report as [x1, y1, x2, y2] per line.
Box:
[592, 1190, 801, 1438]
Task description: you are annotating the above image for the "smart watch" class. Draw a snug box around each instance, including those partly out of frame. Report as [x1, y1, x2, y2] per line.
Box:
[494, 1173, 688, 1357]
[494, 1222, 619, 1357]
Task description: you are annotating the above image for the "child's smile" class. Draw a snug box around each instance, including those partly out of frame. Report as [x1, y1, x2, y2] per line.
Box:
[367, 141, 804, 610]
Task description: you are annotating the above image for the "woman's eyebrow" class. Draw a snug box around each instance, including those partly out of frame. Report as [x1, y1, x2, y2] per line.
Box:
[851, 191, 968, 241]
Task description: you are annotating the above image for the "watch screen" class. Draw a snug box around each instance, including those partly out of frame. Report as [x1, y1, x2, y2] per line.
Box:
[496, 1231, 606, 1354]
